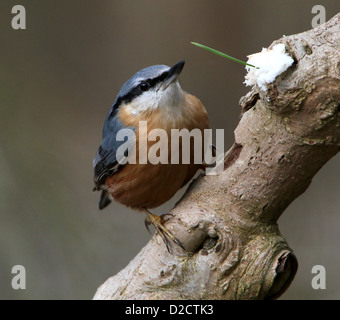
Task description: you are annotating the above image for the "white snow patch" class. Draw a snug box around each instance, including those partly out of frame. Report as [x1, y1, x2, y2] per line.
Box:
[244, 43, 294, 91]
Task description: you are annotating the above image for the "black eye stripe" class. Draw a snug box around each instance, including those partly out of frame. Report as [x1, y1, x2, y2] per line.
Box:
[143, 71, 168, 88]
[139, 82, 150, 91]
[110, 70, 170, 112]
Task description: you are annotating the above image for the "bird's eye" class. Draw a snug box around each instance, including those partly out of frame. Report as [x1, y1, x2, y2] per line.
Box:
[139, 82, 150, 91]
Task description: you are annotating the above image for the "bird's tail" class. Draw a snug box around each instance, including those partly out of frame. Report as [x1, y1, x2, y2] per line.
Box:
[99, 190, 112, 210]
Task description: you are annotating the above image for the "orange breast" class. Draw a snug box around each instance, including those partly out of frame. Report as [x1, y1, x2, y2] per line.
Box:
[105, 93, 209, 209]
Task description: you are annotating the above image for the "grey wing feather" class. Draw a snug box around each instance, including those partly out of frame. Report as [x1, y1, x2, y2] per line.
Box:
[93, 112, 135, 189]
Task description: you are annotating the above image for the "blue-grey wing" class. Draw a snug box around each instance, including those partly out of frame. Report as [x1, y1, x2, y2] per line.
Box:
[93, 113, 135, 189]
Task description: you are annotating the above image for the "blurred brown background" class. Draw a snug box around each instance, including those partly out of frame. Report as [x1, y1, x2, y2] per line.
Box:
[0, 0, 339, 299]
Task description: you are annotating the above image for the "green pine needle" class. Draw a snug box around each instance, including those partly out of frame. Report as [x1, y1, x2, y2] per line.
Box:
[191, 42, 257, 68]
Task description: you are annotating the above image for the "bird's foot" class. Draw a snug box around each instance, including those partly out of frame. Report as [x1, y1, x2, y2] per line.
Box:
[144, 209, 186, 253]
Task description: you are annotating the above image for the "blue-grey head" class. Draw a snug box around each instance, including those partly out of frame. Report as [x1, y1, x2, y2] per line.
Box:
[104, 60, 185, 129]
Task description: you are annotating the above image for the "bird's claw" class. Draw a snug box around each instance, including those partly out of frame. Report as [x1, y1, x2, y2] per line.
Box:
[143, 209, 186, 253]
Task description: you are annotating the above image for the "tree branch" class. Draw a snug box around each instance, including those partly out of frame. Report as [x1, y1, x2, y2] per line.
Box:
[94, 13, 340, 300]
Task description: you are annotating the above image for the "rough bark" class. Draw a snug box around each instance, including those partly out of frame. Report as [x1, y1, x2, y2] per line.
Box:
[94, 14, 340, 300]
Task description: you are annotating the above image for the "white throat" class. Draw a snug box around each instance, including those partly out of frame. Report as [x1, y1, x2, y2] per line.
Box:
[126, 81, 185, 116]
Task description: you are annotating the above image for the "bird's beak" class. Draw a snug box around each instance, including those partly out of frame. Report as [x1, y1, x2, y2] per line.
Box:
[162, 60, 185, 89]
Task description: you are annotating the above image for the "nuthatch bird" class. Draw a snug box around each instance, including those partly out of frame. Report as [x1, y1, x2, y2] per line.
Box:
[93, 60, 209, 252]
